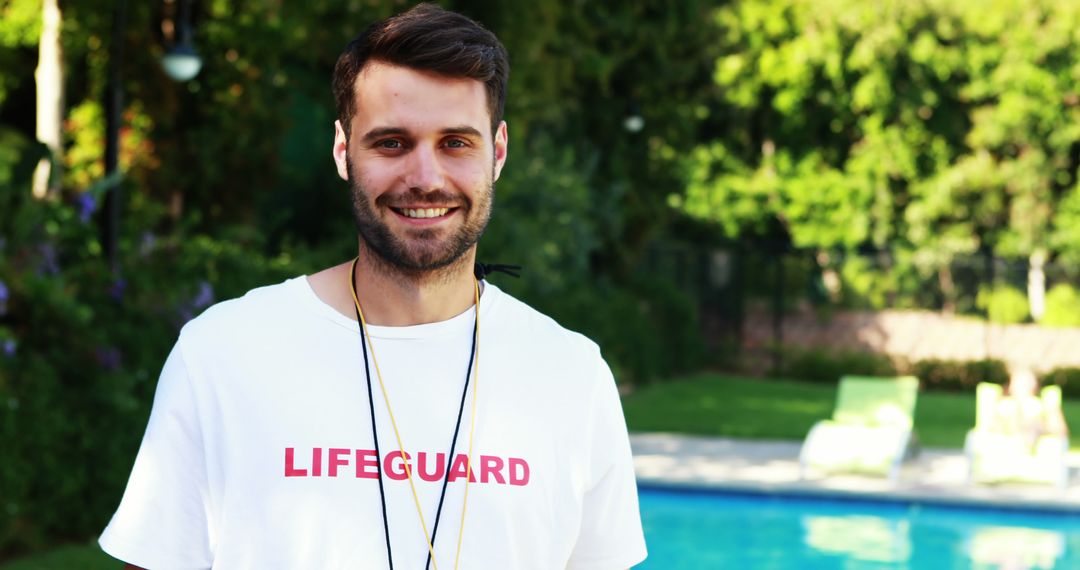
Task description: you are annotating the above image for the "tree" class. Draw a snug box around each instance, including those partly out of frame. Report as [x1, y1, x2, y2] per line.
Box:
[32, 0, 62, 199]
[685, 0, 1080, 315]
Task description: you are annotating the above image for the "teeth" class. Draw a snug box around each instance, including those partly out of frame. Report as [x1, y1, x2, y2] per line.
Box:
[402, 208, 449, 219]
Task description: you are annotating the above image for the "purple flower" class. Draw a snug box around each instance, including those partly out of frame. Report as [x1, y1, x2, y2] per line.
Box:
[2, 340, 15, 358]
[0, 280, 8, 316]
[76, 192, 97, 223]
[175, 281, 216, 327]
[109, 278, 127, 301]
[192, 281, 214, 309]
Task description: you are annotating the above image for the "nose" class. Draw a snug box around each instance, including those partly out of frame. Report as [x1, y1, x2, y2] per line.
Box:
[403, 145, 445, 193]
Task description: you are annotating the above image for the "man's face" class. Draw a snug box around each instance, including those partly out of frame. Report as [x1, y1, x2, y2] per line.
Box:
[332, 62, 508, 274]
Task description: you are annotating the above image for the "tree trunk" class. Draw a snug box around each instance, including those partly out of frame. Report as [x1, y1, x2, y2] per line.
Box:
[32, 0, 63, 199]
[1028, 248, 1047, 322]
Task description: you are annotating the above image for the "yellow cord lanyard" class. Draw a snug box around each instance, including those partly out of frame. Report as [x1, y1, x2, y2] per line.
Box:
[349, 257, 480, 570]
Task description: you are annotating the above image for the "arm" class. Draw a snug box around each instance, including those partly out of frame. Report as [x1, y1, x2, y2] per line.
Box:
[99, 343, 214, 568]
[565, 356, 647, 569]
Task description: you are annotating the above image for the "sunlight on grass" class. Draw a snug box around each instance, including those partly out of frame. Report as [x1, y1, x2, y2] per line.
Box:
[623, 372, 1080, 450]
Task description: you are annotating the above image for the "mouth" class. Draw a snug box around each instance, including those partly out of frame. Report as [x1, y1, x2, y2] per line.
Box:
[391, 207, 456, 219]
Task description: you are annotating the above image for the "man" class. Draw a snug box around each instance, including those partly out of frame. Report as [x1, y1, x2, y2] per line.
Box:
[100, 4, 647, 569]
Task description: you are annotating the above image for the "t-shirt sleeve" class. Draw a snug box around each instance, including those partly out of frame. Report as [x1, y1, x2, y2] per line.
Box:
[99, 341, 214, 569]
[566, 357, 647, 570]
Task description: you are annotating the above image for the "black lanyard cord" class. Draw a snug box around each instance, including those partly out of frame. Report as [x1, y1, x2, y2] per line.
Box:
[356, 299, 395, 570]
[352, 265, 478, 570]
[425, 316, 477, 570]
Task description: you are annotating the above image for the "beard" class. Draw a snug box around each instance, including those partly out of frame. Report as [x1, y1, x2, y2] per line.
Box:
[347, 155, 494, 277]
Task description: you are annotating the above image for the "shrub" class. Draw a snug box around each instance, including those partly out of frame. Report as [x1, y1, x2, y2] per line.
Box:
[0, 135, 306, 555]
[1040, 367, 1080, 398]
[976, 284, 1029, 324]
[776, 347, 897, 383]
[544, 276, 706, 386]
[1041, 284, 1080, 328]
[909, 358, 1009, 392]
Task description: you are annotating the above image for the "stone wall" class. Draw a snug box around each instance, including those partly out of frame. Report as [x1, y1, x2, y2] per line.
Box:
[743, 308, 1080, 373]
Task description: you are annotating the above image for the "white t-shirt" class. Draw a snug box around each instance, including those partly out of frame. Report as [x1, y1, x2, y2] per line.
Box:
[99, 277, 647, 570]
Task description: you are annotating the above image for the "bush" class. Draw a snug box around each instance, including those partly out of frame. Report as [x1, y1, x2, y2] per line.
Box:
[543, 276, 706, 386]
[776, 347, 897, 383]
[1041, 284, 1080, 327]
[1040, 367, 1080, 398]
[0, 134, 309, 555]
[976, 285, 1030, 324]
[909, 358, 1009, 392]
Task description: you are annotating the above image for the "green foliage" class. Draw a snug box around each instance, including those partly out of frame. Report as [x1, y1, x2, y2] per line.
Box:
[1041, 283, 1080, 327]
[0, 127, 310, 555]
[910, 358, 1009, 392]
[838, 254, 895, 309]
[685, 0, 1080, 312]
[545, 276, 706, 386]
[1041, 367, 1080, 398]
[0, 0, 42, 108]
[0, 540, 117, 570]
[0, 126, 46, 195]
[478, 133, 598, 298]
[776, 347, 897, 383]
[976, 284, 1030, 323]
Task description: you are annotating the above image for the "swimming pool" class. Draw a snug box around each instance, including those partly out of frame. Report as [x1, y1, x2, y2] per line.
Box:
[638, 487, 1080, 569]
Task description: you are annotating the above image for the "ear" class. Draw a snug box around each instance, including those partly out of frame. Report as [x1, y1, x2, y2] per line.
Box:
[492, 121, 509, 182]
[333, 120, 349, 181]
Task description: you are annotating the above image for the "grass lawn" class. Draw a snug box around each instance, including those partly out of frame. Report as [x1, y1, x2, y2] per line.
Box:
[0, 541, 118, 570]
[622, 372, 1080, 449]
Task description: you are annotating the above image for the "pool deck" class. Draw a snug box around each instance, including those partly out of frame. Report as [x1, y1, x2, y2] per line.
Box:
[631, 432, 1080, 512]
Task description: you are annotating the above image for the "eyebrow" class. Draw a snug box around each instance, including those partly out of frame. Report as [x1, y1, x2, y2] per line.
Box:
[358, 125, 484, 144]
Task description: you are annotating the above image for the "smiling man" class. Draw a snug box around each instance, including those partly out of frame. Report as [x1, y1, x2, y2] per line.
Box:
[99, 4, 646, 569]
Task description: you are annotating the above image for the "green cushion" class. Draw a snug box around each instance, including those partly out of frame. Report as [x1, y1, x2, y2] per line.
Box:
[831, 375, 919, 428]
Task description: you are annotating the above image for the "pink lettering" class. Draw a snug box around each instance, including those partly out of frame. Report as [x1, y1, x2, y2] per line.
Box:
[284, 447, 307, 477]
[508, 457, 530, 486]
[447, 454, 477, 483]
[283, 447, 527, 486]
[418, 452, 446, 482]
[480, 455, 506, 484]
[328, 448, 350, 477]
[385, 451, 412, 481]
[356, 449, 379, 479]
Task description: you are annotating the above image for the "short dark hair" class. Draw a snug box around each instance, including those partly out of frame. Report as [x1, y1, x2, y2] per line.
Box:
[332, 3, 509, 137]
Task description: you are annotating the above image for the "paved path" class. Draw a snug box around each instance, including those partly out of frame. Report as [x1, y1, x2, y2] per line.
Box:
[631, 433, 1080, 512]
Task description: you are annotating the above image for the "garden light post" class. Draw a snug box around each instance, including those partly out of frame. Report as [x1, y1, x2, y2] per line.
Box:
[161, 0, 202, 81]
[102, 0, 201, 273]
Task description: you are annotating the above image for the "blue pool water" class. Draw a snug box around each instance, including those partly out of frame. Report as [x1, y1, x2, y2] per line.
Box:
[638, 487, 1080, 569]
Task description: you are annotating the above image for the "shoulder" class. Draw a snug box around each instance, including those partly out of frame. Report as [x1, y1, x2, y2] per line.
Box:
[485, 284, 604, 368]
[177, 277, 308, 351]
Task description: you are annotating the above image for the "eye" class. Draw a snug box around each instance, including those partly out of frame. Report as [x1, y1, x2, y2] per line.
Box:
[377, 139, 403, 149]
[444, 138, 468, 149]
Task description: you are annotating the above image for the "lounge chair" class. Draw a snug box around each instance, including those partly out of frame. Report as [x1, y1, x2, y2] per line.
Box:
[964, 382, 1069, 488]
[799, 375, 920, 480]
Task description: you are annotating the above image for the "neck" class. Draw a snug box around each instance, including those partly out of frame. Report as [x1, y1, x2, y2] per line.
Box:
[308, 243, 479, 327]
